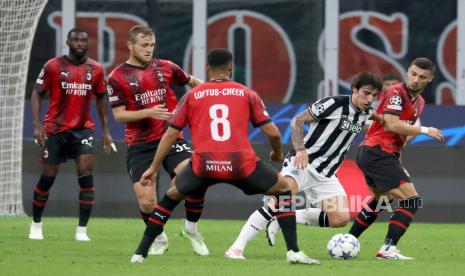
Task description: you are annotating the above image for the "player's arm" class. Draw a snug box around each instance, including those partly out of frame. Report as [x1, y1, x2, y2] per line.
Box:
[290, 109, 316, 169]
[31, 88, 46, 146]
[95, 93, 115, 154]
[384, 114, 444, 142]
[187, 75, 203, 88]
[140, 127, 180, 186]
[260, 122, 284, 162]
[112, 104, 171, 123]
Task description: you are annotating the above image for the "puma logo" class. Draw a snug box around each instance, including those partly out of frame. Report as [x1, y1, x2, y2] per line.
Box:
[129, 81, 139, 87]
[61, 71, 70, 78]
[154, 212, 166, 220]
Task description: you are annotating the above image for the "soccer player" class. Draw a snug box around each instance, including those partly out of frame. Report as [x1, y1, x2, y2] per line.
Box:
[348, 58, 444, 260]
[108, 25, 208, 256]
[130, 48, 319, 265]
[29, 27, 114, 241]
[226, 72, 383, 257]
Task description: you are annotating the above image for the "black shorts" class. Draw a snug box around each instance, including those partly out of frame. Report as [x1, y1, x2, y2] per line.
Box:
[175, 160, 279, 196]
[126, 139, 192, 183]
[41, 128, 94, 165]
[356, 145, 411, 193]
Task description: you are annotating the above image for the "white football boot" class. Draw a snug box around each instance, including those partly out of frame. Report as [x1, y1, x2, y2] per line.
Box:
[130, 254, 145, 263]
[286, 251, 320, 265]
[180, 228, 209, 256]
[224, 247, 246, 260]
[75, 226, 91, 241]
[29, 221, 44, 240]
[376, 245, 414, 260]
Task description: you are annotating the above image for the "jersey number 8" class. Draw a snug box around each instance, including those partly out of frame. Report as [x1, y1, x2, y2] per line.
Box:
[209, 104, 231, 141]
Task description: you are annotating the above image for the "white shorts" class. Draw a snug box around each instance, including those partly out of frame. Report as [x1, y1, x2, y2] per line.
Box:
[280, 156, 347, 205]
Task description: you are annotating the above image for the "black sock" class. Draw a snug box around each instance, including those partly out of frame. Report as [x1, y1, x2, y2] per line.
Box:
[184, 193, 205, 223]
[384, 196, 422, 246]
[32, 175, 55, 222]
[139, 210, 151, 226]
[274, 191, 299, 252]
[319, 211, 330, 227]
[135, 195, 180, 257]
[78, 175, 95, 227]
[349, 197, 390, 238]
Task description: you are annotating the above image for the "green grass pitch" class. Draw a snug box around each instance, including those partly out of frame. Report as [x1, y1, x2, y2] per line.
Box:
[1, 217, 464, 275]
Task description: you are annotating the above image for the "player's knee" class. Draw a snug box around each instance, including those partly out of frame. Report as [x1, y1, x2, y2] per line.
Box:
[328, 212, 350, 228]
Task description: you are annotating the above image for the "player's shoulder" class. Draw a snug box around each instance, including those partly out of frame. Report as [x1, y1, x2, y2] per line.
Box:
[44, 56, 63, 68]
[108, 63, 128, 79]
[316, 95, 348, 106]
[84, 57, 103, 68]
[155, 58, 177, 68]
[386, 83, 407, 96]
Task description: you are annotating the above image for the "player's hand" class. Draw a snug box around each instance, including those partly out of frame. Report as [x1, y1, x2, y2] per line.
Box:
[269, 150, 284, 162]
[102, 131, 116, 155]
[146, 104, 172, 121]
[370, 111, 384, 124]
[293, 150, 308, 169]
[426, 127, 445, 143]
[33, 124, 47, 146]
[140, 167, 157, 187]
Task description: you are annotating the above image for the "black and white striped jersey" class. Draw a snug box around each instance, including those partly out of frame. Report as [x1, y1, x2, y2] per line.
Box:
[291, 95, 372, 177]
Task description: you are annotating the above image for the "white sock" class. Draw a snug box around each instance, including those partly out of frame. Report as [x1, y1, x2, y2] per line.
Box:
[155, 231, 168, 243]
[76, 226, 87, 233]
[184, 220, 197, 233]
[296, 208, 324, 226]
[230, 208, 271, 251]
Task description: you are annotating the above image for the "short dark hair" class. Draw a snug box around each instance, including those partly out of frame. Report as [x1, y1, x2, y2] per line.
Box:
[410, 57, 436, 74]
[128, 25, 155, 43]
[207, 48, 233, 69]
[382, 72, 402, 82]
[351, 72, 383, 92]
[67, 27, 87, 39]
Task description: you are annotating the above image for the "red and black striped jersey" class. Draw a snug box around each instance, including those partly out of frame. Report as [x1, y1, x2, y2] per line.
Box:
[34, 56, 106, 135]
[363, 83, 425, 154]
[108, 59, 190, 145]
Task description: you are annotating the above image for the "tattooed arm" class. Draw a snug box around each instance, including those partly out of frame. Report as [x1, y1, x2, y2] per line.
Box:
[290, 109, 316, 169]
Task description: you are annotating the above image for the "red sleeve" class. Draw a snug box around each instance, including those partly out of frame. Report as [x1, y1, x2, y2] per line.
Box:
[94, 65, 107, 95]
[170, 61, 191, 86]
[382, 87, 405, 116]
[108, 73, 128, 108]
[248, 90, 272, 127]
[34, 61, 53, 92]
[169, 92, 190, 130]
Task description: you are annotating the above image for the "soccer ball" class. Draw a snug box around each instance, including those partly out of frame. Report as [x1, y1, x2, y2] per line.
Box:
[327, 233, 360, 260]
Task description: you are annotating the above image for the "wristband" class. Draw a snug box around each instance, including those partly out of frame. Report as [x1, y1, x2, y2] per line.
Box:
[420, 126, 429, 134]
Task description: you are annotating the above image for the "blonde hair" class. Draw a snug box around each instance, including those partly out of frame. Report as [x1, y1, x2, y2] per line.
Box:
[128, 25, 154, 43]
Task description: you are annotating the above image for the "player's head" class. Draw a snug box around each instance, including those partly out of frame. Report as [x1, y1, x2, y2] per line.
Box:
[351, 72, 382, 111]
[206, 48, 233, 80]
[406, 57, 435, 93]
[382, 73, 402, 91]
[127, 25, 156, 65]
[66, 27, 88, 59]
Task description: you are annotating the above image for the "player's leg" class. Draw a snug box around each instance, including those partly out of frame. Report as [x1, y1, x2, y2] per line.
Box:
[163, 140, 208, 255]
[265, 174, 319, 264]
[226, 171, 300, 257]
[355, 146, 416, 260]
[376, 182, 420, 260]
[131, 163, 205, 262]
[127, 142, 170, 254]
[74, 153, 94, 241]
[349, 145, 392, 238]
[227, 161, 318, 264]
[349, 188, 392, 238]
[70, 129, 96, 241]
[267, 171, 350, 246]
[29, 133, 64, 240]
